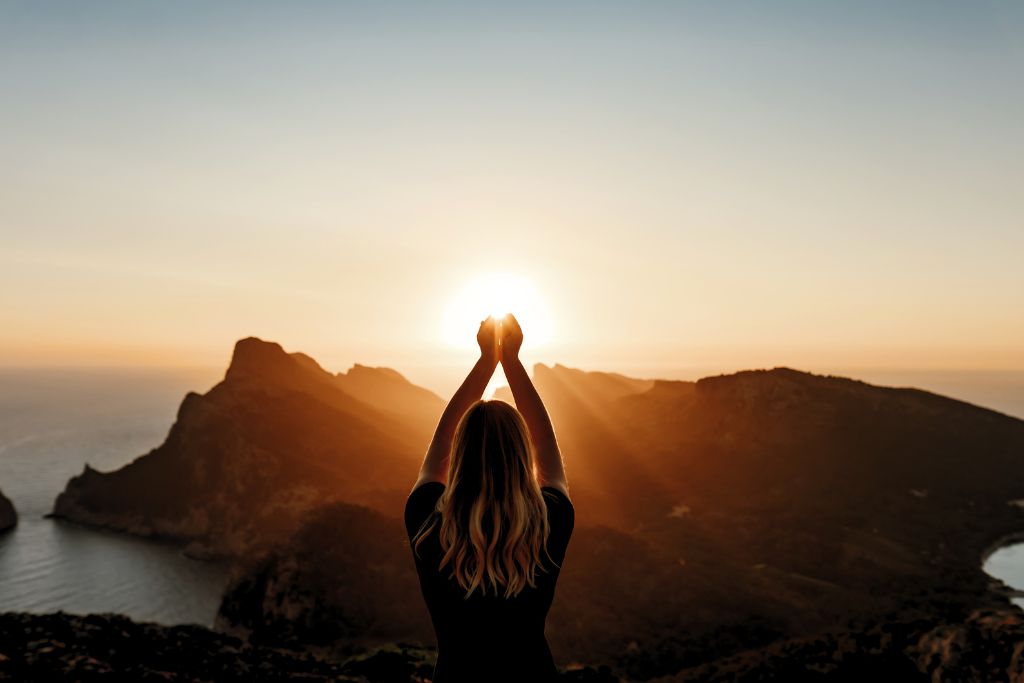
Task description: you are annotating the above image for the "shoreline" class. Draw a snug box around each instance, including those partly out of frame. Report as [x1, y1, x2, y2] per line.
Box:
[979, 530, 1024, 567]
[980, 531, 1024, 599]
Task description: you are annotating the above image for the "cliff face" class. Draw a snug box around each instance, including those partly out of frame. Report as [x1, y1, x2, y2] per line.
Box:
[217, 501, 433, 648]
[0, 489, 16, 532]
[51, 337, 443, 557]
[221, 362, 1024, 680]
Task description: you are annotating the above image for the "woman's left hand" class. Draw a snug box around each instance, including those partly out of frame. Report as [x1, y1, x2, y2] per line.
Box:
[477, 316, 499, 365]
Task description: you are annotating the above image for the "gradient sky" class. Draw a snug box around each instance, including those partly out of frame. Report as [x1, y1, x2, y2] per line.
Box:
[2, 1, 1022, 394]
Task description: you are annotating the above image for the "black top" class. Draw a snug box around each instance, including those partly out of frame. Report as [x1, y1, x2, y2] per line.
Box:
[404, 482, 575, 683]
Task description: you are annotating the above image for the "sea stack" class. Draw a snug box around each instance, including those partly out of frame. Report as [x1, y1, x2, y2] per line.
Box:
[0, 488, 16, 532]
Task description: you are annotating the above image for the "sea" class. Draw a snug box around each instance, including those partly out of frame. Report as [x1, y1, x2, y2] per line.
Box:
[0, 367, 227, 627]
[0, 366, 1022, 626]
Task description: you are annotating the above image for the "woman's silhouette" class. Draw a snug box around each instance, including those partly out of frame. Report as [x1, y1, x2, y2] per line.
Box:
[405, 313, 574, 683]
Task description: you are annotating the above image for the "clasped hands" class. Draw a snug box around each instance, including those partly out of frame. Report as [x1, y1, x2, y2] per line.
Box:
[477, 313, 523, 366]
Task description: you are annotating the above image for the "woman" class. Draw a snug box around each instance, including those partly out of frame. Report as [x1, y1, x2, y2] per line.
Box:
[404, 313, 574, 683]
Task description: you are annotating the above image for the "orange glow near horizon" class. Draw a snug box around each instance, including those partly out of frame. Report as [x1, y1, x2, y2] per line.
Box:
[1, 4, 1022, 386]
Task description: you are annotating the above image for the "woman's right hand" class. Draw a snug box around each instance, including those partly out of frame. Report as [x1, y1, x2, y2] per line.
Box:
[500, 313, 523, 361]
[477, 316, 500, 366]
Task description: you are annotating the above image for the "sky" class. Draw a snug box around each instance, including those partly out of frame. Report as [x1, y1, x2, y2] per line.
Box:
[1, 1, 1022, 395]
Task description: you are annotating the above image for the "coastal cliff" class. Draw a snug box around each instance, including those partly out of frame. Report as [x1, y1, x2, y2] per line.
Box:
[51, 337, 443, 557]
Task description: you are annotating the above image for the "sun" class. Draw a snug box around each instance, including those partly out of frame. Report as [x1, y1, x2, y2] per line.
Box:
[441, 273, 553, 350]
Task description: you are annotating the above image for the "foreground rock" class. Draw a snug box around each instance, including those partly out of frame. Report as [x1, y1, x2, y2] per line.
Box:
[2, 609, 1022, 682]
[51, 337, 443, 557]
[0, 611, 359, 682]
[0, 612, 617, 682]
[655, 608, 1024, 682]
[0, 488, 15, 532]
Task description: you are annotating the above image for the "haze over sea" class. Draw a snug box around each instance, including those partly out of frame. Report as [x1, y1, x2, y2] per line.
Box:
[1, 365, 1022, 626]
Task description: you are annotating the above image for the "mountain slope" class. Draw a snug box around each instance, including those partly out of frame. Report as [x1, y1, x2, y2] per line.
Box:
[213, 356, 1024, 679]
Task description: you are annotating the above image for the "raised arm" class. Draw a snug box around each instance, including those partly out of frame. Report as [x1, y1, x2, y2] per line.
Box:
[499, 314, 569, 498]
[412, 316, 500, 493]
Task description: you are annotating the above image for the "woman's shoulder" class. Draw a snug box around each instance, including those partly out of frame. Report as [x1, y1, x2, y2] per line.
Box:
[404, 481, 445, 538]
[540, 484, 575, 560]
[540, 482, 571, 504]
[540, 481, 573, 497]
[409, 480, 446, 497]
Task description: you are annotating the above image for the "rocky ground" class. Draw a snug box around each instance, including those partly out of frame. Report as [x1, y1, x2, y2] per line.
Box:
[655, 608, 1024, 682]
[0, 612, 618, 683]
[3, 608, 1023, 682]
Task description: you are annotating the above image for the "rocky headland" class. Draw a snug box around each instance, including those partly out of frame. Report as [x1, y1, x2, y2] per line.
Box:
[39, 339, 1024, 680]
[51, 337, 442, 558]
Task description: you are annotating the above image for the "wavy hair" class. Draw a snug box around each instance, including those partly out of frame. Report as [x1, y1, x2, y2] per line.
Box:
[412, 400, 556, 599]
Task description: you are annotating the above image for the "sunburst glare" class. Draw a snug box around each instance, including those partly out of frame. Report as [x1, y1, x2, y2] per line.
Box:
[441, 273, 553, 351]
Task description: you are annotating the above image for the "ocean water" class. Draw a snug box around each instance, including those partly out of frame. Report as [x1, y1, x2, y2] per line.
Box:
[984, 543, 1024, 610]
[0, 367, 228, 626]
[0, 366, 1021, 627]
[842, 369, 1024, 422]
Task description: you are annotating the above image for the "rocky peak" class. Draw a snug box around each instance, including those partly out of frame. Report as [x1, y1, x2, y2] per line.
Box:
[698, 366, 836, 399]
[222, 337, 349, 406]
[343, 364, 409, 385]
[225, 337, 297, 382]
[335, 364, 443, 417]
[533, 363, 656, 402]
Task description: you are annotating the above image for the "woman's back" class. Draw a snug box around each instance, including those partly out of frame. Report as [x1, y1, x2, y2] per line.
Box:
[405, 481, 575, 682]
[405, 314, 573, 682]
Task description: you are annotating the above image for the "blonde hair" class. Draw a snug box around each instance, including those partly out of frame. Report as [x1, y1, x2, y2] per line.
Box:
[412, 400, 557, 599]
